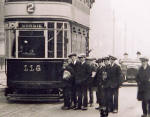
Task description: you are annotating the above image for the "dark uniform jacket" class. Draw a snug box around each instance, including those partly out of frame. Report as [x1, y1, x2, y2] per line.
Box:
[73, 61, 91, 85]
[95, 66, 109, 88]
[136, 65, 150, 101]
[107, 63, 122, 88]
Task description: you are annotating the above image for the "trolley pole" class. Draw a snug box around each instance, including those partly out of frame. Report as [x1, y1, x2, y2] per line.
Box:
[112, 9, 115, 56]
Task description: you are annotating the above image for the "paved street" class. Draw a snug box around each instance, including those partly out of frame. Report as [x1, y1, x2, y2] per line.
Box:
[0, 71, 142, 117]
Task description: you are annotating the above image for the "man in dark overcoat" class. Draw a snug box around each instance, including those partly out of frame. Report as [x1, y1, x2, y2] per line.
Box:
[95, 58, 110, 117]
[68, 53, 80, 109]
[62, 58, 74, 110]
[136, 57, 150, 117]
[74, 53, 91, 110]
[107, 55, 122, 113]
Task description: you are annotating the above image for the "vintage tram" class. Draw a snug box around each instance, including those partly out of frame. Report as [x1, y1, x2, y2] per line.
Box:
[4, 0, 94, 101]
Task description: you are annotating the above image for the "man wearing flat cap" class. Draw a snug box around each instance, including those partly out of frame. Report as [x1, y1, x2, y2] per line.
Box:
[67, 53, 79, 109]
[62, 58, 74, 110]
[136, 57, 150, 117]
[74, 53, 91, 110]
[86, 57, 98, 107]
[95, 58, 111, 117]
[107, 55, 122, 113]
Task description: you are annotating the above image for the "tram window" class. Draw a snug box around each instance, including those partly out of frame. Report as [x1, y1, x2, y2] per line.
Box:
[48, 22, 54, 29]
[48, 30, 54, 58]
[57, 23, 63, 29]
[9, 30, 16, 58]
[64, 23, 68, 29]
[18, 31, 45, 58]
[57, 30, 63, 58]
[64, 31, 68, 58]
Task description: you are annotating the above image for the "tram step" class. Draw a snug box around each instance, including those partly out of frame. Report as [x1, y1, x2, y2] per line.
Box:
[6, 94, 63, 102]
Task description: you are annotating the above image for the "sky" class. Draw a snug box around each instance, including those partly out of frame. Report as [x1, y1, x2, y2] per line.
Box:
[89, 0, 150, 59]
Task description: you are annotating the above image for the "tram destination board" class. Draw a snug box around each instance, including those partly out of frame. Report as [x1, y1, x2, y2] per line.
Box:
[18, 23, 45, 28]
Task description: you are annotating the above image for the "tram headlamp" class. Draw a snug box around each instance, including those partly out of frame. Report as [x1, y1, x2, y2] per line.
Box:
[9, 22, 18, 29]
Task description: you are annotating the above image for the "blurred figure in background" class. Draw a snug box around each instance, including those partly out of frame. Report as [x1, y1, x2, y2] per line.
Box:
[136, 57, 150, 117]
[136, 51, 141, 59]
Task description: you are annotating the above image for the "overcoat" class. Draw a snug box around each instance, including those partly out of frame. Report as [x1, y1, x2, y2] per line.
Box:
[74, 61, 92, 85]
[136, 65, 150, 101]
[107, 64, 122, 88]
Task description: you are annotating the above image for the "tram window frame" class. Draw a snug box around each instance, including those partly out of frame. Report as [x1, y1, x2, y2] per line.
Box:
[18, 30, 45, 58]
[48, 21, 70, 58]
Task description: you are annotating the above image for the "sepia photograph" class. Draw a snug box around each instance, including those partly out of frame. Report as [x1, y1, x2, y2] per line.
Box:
[0, 0, 150, 117]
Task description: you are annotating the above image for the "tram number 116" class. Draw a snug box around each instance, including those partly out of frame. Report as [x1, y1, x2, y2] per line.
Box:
[24, 65, 41, 72]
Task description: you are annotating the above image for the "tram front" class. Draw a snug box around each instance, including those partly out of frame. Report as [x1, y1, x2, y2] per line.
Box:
[4, 0, 94, 101]
[4, 1, 72, 101]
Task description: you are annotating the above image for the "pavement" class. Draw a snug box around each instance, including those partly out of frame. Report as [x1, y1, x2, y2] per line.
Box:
[0, 70, 6, 89]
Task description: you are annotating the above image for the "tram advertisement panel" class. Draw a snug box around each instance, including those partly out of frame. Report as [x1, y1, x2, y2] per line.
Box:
[7, 59, 64, 89]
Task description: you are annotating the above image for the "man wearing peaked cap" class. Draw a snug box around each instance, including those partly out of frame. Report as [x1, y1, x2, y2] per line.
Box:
[96, 58, 103, 63]
[136, 56, 150, 117]
[109, 55, 117, 60]
[75, 53, 91, 110]
[107, 55, 122, 113]
[68, 53, 77, 58]
[139, 57, 149, 62]
[86, 56, 97, 107]
[78, 53, 86, 58]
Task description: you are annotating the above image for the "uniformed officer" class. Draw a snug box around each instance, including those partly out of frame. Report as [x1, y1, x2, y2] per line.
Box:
[75, 53, 91, 110]
[136, 57, 150, 117]
[107, 55, 122, 113]
[95, 58, 110, 117]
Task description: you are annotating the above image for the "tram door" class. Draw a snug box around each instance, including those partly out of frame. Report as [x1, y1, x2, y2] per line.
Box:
[17, 30, 45, 58]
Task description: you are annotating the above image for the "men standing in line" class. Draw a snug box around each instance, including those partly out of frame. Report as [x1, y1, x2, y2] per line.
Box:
[108, 55, 122, 113]
[136, 57, 150, 117]
[75, 53, 92, 110]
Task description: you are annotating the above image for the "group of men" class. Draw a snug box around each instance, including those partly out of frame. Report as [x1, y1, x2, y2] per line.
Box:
[61, 53, 123, 117]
